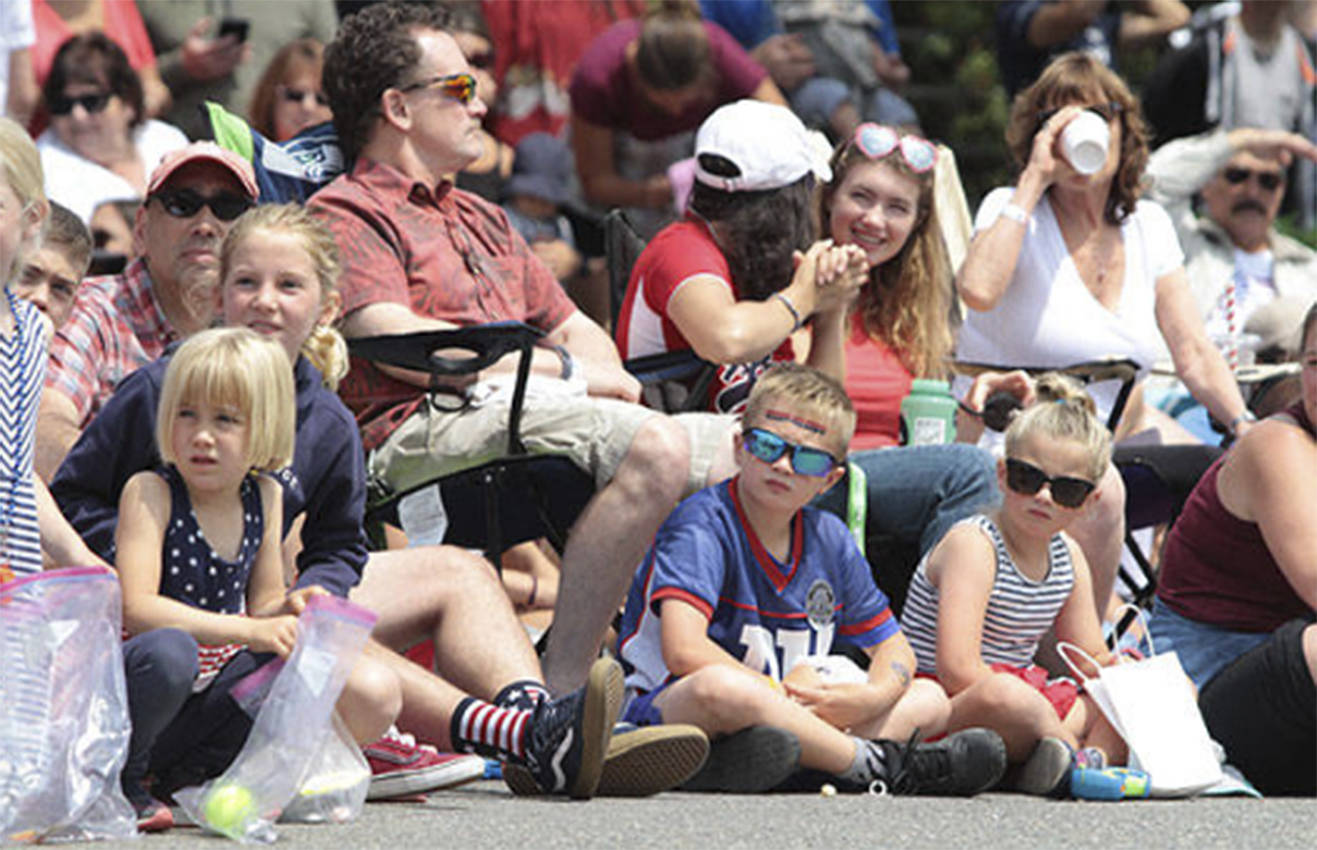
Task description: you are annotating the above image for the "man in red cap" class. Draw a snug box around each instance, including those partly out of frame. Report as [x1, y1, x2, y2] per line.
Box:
[36, 141, 258, 478]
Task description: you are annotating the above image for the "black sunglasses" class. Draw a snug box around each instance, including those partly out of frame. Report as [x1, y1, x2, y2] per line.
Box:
[1223, 167, 1284, 191]
[277, 85, 329, 108]
[48, 91, 112, 116]
[1004, 458, 1096, 509]
[151, 188, 253, 222]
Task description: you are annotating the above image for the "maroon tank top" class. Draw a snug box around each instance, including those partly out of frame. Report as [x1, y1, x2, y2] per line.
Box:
[1157, 401, 1316, 631]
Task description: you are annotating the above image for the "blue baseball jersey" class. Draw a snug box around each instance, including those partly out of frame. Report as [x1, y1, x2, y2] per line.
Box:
[617, 478, 900, 694]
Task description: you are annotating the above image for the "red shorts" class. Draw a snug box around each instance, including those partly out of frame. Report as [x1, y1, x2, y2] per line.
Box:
[918, 663, 1080, 720]
[989, 662, 1080, 719]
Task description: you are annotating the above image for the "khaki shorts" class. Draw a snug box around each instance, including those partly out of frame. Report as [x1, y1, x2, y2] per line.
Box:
[369, 393, 733, 498]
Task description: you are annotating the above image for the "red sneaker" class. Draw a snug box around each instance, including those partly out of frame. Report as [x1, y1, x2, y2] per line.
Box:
[364, 728, 486, 800]
[132, 796, 175, 833]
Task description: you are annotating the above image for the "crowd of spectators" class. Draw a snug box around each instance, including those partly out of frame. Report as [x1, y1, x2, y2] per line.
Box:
[0, 0, 1312, 826]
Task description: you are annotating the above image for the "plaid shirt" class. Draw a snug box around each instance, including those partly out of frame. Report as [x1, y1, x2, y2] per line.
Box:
[309, 158, 576, 450]
[46, 258, 180, 426]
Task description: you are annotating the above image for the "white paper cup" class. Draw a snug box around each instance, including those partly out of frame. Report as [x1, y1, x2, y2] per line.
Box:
[1060, 110, 1110, 175]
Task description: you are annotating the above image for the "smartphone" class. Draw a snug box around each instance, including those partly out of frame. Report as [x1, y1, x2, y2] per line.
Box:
[218, 17, 249, 43]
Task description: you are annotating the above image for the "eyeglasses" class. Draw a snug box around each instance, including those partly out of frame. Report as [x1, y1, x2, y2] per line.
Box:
[1035, 101, 1124, 131]
[852, 123, 937, 173]
[1223, 167, 1284, 192]
[1004, 458, 1096, 509]
[741, 427, 840, 477]
[48, 91, 112, 116]
[276, 84, 329, 108]
[399, 72, 477, 105]
[151, 188, 253, 222]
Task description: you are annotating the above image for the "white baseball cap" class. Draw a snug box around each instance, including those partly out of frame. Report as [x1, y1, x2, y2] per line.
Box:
[693, 100, 832, 192]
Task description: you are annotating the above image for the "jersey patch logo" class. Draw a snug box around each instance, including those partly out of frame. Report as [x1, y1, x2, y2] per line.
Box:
[805, 579, 836, 631]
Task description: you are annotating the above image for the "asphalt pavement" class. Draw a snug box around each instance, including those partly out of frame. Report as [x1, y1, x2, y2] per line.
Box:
[76, 780, 1315, 849]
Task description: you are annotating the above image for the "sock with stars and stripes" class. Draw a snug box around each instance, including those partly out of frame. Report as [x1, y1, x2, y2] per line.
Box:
[450, 697, 532, 760]
[492, 680, 550, 712]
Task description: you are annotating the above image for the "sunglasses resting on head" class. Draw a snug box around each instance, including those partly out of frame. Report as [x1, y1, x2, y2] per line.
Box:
[742, 427, 841, 477]
[851, 123, 937, 174]
[1004, 458, 1095, 509]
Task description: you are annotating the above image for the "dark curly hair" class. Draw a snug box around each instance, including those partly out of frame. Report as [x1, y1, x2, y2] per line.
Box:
[688, 153, 816, 303]
[43, 32, 144, 129]
[322, 1, 451, 164]
[1005, 51, 1148, 225]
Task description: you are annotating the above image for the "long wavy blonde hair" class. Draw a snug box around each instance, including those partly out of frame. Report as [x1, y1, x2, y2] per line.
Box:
[817, 131, 954, 379]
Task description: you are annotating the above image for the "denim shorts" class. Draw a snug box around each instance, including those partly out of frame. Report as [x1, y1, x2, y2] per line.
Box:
[1147, 597, 1270, 689]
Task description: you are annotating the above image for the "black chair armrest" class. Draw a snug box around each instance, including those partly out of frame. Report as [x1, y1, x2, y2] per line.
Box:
[951, 357, 1141, 432]
[348, 322, 544, 456]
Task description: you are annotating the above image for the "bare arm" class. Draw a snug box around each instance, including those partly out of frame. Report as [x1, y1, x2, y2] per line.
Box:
[1024, 0, 1108, 47]
[4, 47, 37, 126]
[36, 475, 106, 568]
[1118, 0, 1191, 47]
[956, 105, 1083, 311]
[748, 76, 788, 107]
[783, 630, 915, 730]
[35, 388, 82, 482]
[571, 114, 671, 210]
[1219, 420, 1317, 610]
[659, 596, 749, 677]
[1050, 535, 1115, 666]
[1154, 266, 1250, 431]
[929, 524, 1000, 695]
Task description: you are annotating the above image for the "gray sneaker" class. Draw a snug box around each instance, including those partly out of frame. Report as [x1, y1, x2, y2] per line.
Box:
[1010, 736, 1074, 796]
[681, 726, 802, 793]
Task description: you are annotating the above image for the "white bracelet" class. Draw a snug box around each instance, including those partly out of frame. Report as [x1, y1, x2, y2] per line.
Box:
[1000, 203, 1029, 225]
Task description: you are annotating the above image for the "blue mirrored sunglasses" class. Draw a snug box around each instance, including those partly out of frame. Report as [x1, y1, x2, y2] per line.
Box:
[742, 427, 840, 477]
[852, 123, 937, 173]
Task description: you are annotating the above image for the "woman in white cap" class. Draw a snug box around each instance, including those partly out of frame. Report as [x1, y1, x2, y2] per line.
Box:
[614, 98, 865, 415]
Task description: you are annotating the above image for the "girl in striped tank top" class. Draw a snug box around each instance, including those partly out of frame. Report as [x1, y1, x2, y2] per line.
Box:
[0, 117, 106, 582]
[899, 374, 1126, 795]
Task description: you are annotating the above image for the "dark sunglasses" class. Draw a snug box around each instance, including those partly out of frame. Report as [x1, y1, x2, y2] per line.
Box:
[277, 84, 329, 108]
[1223, 167, 1284, 191]
[852, 123, 937, 173]
[48, 91, 112, 116]
[400, 72, 477, 105]
[1004, 458, 1095, 509]
[742, 428, 840, 478]
[465, 50, 494, 70]
[151, 188, 253, 222]
[1036, 101, 1123, 131]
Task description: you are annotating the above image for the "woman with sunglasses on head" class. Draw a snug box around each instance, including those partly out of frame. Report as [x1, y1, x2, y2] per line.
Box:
[899, 374, 1128, 797]
[34, 32, 186, 226]
[248, 38, 332, 143]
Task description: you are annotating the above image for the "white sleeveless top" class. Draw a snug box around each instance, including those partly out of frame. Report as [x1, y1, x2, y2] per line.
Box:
[956, 188, 1184, 424]
[900, 514, 1075, 674]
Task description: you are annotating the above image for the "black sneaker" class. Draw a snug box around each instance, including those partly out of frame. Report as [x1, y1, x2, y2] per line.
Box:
[872, 727, 1007, 796]
[506, 722, 710, 797]
[681, 726, 801, 793]
[522, 657, 623, 798]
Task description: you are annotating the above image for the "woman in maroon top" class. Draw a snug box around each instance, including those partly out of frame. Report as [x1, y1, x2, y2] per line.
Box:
[1149, 303, 1317, 795]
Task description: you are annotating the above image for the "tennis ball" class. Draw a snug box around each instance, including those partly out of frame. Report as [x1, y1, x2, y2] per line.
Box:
[203, 783, 255, 834]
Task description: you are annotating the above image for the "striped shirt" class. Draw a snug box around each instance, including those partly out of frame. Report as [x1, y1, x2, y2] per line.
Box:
[900, 514, 1075, 674]
[0, 294, 44, 580]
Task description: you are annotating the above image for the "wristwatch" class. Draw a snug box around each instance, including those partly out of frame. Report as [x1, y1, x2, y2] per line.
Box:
[1228, 409, 1257, 437]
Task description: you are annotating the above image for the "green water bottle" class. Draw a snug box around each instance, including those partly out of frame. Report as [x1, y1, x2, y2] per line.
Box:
[900, 379, 957, 446]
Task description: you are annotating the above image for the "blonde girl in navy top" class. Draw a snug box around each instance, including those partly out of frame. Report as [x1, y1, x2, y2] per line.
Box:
[899, 375, 1126, 796]
[114, 328, 399, 830]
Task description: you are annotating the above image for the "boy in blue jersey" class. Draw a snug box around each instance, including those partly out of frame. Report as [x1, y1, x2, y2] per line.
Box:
[617, 364, 1007, 794]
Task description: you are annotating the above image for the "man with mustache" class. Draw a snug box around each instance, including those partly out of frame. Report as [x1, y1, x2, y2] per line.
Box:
[1147, 126, 1317, 364]
[36, 142, 257, 480]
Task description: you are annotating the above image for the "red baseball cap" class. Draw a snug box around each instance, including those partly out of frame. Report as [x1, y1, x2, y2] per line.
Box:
[147, 142, 259, 200]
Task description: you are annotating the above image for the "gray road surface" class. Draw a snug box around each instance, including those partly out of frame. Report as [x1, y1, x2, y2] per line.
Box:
[77, 781, 1316, 849]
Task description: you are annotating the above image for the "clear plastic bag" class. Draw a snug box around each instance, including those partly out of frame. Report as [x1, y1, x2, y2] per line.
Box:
[0, 567, 135, 844]
[279, 712, 369, 825]
[175, 595, 377, 843]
